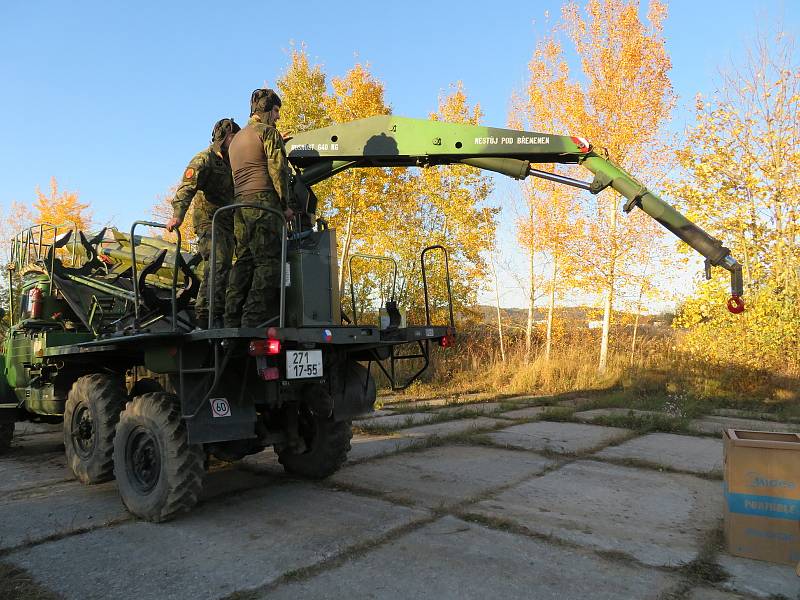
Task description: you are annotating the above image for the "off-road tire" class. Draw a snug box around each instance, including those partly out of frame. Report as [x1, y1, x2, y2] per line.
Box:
[113, 392, 204, 522]
[64, 373, 126, 484]
[0, 423, 14, 453]
[277, 410, 352, 479]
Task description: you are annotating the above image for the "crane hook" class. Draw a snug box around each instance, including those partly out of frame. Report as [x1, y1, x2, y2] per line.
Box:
[727, 295, 745, 314]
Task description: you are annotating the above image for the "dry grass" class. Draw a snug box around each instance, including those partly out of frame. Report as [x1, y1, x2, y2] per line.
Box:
[384, 324, 800, 418]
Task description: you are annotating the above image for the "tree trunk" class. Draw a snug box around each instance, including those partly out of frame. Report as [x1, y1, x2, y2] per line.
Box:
[599, 285, 613, 372]
[545, 261, 557, 361]
[491, 253, 506, 363]
[337, 173, 359, 300]
[630, 312, 640, 366]
[599, 203, 617, 373]
[525, 250, 535, 361]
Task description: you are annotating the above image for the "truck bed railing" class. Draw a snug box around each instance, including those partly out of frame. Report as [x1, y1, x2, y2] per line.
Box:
[348, 253, 398, 327]
[129, 221, 182, 331]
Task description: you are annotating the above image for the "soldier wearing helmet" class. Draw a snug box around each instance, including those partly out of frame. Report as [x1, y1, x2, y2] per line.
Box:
[167, 117, 240, 328]
[224, 88, 295, 328]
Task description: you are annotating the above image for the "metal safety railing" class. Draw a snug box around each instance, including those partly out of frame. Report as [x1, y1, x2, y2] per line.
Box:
[348, 253, 398, 326]
[421, 244, 455, 328]
[129, 221, 182, 331]
[7, 222, 80, 324]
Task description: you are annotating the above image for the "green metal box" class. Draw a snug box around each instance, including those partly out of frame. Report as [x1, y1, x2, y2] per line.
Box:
[285, 229, 340, 327]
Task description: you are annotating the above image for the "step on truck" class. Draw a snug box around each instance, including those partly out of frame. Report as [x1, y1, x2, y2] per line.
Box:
[0, 116, 744, 521]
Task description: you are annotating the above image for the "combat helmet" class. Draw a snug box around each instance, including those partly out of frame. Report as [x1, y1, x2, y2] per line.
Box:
[211, 118, 240, 153]
[250, 88, 282, 119]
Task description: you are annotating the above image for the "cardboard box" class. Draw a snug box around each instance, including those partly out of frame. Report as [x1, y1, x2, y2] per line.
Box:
[724, 428, 800, 565]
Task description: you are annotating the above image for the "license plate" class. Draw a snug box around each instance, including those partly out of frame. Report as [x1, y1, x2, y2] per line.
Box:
[286, 350, 323, 379]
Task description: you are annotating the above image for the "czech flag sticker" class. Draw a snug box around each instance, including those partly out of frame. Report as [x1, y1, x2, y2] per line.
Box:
[323, 329, 333, 343]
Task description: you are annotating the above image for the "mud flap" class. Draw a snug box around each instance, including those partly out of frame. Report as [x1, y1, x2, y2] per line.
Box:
[333, 362, 376, 422]
[184, 392, 257, 445]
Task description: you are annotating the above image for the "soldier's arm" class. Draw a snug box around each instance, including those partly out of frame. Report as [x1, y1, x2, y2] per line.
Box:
[171, 153, 209, 223]
[262, 128, 292, 211]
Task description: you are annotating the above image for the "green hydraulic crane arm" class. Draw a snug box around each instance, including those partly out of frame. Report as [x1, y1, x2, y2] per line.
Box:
[287, 116, 744, 312]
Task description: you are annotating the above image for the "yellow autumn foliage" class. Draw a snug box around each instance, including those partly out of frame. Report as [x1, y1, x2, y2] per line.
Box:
[671, 29, 800, 376]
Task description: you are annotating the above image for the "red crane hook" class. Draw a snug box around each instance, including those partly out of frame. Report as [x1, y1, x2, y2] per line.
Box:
[727, 295, 745, 314]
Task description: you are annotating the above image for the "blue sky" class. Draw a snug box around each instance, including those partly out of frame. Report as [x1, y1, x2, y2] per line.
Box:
[1, 1, 796, 308]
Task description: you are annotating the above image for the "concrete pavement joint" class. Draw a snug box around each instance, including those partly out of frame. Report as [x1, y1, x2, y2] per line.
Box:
[0, 467, 282, 558]
[0, 514, 134, 559]
[1, 478, 76, 502]
[588, 454, 723, 481]
[218, 514, 441, 600]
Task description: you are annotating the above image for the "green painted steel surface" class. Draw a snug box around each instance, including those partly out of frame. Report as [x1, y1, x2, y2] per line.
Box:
[287, 115, 743, 298]
[288, 115, 581, 165]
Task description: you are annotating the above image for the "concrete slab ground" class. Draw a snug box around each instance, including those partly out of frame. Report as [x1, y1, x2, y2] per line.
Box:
[4, 397, 791, 598]
[686, 587, 750, 599]
[396, 417, 506, 439]
[5, 430, 64, 456]
[499, 406, 549, 420]
[8, 484, 428, 600]
[470, 459, 722, 567]
[261, 516, 678, 600]
[240, 448, 282, 474]
[556, 396, 593, 408]
[353, 412, 438, 429]
[593, 433, 723, 476]
[0, 467, 275, 551]
[0, 450, 71, 494]
[331, 445, 554, 508]
[718, 553, 800, 599]
[434, 402, 504, 416]
[712, 408, 782, 421]
[241, 433, 424, 473]
[348, 434, 420, 461]
[573, 408, 669, 422]
[689, 415, 798, 435]
[352, 408, 394, 419]
[13, 422, 62, 436]
[499, 394, 550, 405]
[0, 481, 127, 551]
[488, 421, 631, 455]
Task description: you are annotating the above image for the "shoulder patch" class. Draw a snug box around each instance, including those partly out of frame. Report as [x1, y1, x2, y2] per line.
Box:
[184, 167, 196, 180]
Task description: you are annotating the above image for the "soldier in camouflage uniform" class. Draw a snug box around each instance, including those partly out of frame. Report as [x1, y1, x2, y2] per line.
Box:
[167, 118, 240, 328]
[224, 89, 295, 328]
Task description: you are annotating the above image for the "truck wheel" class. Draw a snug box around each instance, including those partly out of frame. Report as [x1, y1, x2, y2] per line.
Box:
[113, 392, 204, 522]
[64, 374, 126, 484]
[277, 409, 352, 479]
[0, 423, 13, 453]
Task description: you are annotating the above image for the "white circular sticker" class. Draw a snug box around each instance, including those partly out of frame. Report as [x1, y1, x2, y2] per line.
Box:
[210, 398, 231, 418]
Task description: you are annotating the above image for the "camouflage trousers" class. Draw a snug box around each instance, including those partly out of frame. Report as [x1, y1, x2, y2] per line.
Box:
[194, 203, 234, 323]
[224, 191, 284, 328]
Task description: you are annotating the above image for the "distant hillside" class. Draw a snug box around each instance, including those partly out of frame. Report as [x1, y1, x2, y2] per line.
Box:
[475, 305, 672, 328]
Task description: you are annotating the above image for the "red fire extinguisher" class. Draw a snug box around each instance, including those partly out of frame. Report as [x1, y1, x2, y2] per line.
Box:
[28, 287, 43, 319]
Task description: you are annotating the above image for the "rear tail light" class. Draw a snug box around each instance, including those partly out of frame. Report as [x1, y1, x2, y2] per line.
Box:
[249, 338, 281, 356]
[439, 334, 456, 348]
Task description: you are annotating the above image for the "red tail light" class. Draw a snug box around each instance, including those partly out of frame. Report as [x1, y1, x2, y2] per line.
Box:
[249, 338, 282, 356]
[439, 334, 456, 348]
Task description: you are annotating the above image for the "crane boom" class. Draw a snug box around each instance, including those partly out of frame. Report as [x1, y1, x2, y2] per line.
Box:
[286, 116, 744, 310]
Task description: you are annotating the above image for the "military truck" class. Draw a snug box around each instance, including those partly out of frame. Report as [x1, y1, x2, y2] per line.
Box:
[0, 116, 744, 522]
